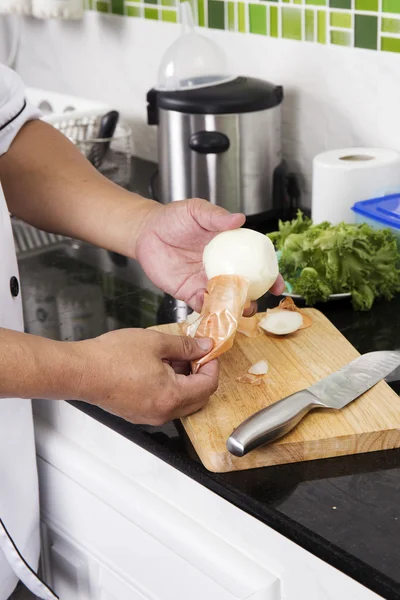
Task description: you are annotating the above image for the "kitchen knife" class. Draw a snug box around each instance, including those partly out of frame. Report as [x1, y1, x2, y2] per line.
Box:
[227, 350, 400, 458]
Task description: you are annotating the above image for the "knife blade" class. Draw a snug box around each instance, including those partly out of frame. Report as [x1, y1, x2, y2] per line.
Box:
[227, 350, 400, 458]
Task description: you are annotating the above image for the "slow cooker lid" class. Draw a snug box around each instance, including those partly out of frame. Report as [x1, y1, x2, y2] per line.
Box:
[153, 77, 284, 115]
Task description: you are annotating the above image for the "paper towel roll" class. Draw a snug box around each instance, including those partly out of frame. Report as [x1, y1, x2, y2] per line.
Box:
[311, 148, 400, 224]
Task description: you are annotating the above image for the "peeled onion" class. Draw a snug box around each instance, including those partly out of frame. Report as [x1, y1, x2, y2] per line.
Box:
[203, 228, 279, 301]
[259, 310, 303, 335]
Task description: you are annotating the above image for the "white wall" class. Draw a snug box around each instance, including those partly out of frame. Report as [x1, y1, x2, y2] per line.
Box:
[0, 14, 19, 64]
[10, 12, 400, 205]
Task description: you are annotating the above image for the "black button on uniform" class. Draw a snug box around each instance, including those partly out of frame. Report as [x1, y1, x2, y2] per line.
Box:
[10, 276, 19, 297]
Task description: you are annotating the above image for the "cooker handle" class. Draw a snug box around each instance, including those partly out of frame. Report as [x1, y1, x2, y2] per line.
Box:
[189, 131, 230, 154]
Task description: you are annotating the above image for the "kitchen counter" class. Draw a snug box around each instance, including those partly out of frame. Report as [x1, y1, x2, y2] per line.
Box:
[16, 157, 400, 600]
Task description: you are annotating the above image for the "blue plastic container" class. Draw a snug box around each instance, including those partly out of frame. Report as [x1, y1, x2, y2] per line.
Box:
[352, 194, 400, 245]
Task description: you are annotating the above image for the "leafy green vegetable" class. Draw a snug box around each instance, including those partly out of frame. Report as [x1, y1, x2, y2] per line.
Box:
[268, 210, 400, 311]
[268, 211, 313, 251]
[293, 267, 332, 305]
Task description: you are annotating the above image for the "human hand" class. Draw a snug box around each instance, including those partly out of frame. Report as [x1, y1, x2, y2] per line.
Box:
[75, 328, 219, 425]
[135, 199, 285, 315]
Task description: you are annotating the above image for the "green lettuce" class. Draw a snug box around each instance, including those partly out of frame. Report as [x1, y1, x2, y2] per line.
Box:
[268, 211, 400, 311]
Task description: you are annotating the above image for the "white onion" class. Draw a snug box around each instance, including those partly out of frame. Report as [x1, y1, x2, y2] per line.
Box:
[248, 360, 269, 375]
[203, 228, 279, 301]
[259, 310, 303, 335]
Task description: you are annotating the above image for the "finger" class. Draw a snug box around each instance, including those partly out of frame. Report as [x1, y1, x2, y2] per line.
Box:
[197, 358, 220, 378]
[174, 359, 219, 407]
[156, 333, 213, 361]
[190, 199, 245, 233]
[171, 360, 190, 375]
[269, 274, 285, 296]
[170, 397, 209, 420]
[190, 288, 206, 314]
[243, 301, 257, 317]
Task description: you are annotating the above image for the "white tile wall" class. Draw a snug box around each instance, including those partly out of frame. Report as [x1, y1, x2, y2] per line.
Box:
[13, 12, 400, 206]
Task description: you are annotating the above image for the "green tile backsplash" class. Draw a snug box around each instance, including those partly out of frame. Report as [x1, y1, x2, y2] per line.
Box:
[89, 0, 400, 54]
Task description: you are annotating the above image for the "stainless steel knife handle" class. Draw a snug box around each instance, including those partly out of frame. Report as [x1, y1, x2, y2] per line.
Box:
[227, 390, 323, 457]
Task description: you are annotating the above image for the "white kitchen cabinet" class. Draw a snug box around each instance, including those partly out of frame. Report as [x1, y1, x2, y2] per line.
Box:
[37, 455, 279, 600]
[41, 528, 93, 600]
[32, 400, 381, 600]
[41, 524, 152, 600]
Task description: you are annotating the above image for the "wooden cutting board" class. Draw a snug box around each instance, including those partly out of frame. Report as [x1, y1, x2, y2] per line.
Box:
[151, 309, 400, 473]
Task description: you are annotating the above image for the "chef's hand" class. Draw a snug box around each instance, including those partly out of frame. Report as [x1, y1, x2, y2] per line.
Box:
[76, 329, 218, 425]
[135, 198, 285, 316]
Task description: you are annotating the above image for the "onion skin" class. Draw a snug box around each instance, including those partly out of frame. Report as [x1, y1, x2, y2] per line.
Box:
[237, 314, 263, 338]
[236, 373, 263, 386]
[191, 274, 249, 374]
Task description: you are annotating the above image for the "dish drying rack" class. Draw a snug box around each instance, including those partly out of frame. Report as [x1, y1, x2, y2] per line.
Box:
[12, 218, 70, 259]
[26, 87, 133, 189]
[13, 89, 133, 259]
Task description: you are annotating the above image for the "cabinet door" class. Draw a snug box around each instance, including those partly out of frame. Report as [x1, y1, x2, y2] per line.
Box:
[35, 419, 281, 600]
[34, 408, 382, 600]
[42, 524, 152, 600]
[38, 457, 280, 600]
[47, 532, 90, 600]
[98, 565, 150, 600]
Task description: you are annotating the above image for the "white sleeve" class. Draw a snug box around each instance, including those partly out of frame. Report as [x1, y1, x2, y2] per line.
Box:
[0, 64, 42, 157]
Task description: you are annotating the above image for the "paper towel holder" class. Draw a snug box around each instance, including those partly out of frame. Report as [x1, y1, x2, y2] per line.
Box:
[340, 154, 375, 162]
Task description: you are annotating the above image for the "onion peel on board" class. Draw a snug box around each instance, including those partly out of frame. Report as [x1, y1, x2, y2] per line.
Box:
[236, 372, 263, 386]
[236, 360, 268, 385]
[266, 297, 312, 330]
[237, 314, 263, 338]
[190, 274, 249, 374]
[237, 298, 311, 338]
[259, 310, 303, 335]
[248, 359, 268, 375]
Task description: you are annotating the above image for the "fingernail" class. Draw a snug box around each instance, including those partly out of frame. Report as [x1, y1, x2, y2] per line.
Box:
[196, 338, 213, 351]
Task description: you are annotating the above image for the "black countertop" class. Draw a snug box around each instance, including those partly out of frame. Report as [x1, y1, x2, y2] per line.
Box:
[16, 157, 400, 600]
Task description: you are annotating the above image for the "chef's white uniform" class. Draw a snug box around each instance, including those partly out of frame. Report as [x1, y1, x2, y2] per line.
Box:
[0, 65, 58, 600]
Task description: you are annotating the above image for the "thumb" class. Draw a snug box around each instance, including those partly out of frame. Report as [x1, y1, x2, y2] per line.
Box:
[191, 199, 245, 233]
[158, 334, 213, 361]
